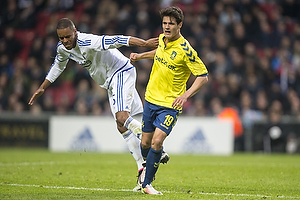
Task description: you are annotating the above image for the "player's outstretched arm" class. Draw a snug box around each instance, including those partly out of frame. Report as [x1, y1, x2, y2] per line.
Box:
[129, 37, 158, 49]
[130, 49, 157, 62]
[28, 79, 51, 105]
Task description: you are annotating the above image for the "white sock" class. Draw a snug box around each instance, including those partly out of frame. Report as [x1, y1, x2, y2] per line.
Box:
[124, 116, 142, 140]
[122, 130, 144, 170]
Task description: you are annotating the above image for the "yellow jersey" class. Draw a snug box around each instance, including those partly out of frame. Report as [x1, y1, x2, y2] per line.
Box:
[145, 34, 208, 109]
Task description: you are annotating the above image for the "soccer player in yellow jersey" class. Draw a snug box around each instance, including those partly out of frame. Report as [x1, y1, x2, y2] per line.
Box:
[130, 6, 208, 195]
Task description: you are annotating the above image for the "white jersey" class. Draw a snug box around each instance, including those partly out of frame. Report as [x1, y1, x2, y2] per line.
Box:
[46, 32, 132, 89]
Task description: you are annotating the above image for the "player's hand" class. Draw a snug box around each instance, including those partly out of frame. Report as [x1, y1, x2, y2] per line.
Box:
[130, 53, 140, 63]
[28, 89, 45, 105]
[172, 96, 187, 110]
[145, 37, 159, 49]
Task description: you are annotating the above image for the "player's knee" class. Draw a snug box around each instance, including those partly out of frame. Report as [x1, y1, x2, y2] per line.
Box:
[141, 139, 151, 149]
[152, 138, 163, 150]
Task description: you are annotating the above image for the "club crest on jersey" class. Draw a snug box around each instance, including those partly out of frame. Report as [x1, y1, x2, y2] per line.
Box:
[170, 51, 177, 60]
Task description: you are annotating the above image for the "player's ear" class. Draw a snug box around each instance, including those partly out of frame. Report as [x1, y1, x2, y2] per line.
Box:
[178, 22, 183, 29]
[74, 28, 78, 37]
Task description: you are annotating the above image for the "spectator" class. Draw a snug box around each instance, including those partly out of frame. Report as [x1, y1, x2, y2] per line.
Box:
[263, 100, 286, 153]
[1, 27, 22, 60]
[240, 89, 264, 130]
[210, 97, 244, 151]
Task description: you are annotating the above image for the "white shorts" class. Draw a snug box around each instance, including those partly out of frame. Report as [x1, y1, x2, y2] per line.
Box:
[107, 67, 143, 119]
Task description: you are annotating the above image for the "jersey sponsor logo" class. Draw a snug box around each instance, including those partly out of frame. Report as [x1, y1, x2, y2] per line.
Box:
[181, 41, 195, 62]
[170, 51, 177, 60]
[155, 55, 175, 70]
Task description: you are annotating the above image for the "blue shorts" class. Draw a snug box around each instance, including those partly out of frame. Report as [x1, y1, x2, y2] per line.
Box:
[142, 100, 181, 135]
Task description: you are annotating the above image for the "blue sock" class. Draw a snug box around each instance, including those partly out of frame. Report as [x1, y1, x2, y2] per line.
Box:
[142, 147, 162, 188]
[141, 144, 150, 161]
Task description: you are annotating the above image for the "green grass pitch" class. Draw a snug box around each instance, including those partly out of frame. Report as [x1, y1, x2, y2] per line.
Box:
[0, 148, 299, 199]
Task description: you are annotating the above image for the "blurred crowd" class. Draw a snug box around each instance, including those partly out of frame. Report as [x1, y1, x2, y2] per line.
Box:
[1, 0, 300, 131]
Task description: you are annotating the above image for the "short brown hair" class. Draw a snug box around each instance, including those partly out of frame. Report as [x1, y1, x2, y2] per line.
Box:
[57, 18, 75, 31]
[159, 6, 184, 25]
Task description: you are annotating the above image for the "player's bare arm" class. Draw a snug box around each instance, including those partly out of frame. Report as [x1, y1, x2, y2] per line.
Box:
[129, 37, 158, 49]
[130, 49, 157, 62]
[28, 79, 51, 105]
[172, 76, 208, 109]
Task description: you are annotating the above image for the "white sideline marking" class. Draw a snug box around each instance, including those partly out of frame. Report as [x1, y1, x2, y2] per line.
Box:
[1, 183, 299, 199]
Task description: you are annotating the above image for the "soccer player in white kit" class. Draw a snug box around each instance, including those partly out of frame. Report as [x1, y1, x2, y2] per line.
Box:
[28, 18, 169, 190]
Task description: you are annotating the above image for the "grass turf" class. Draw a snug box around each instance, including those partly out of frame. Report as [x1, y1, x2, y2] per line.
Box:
[0, 148, 299, 199]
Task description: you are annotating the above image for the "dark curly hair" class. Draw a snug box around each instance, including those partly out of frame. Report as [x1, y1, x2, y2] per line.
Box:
[159, 6, 184, 25]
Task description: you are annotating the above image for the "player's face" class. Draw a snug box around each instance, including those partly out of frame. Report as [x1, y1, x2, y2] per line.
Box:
[162, 16, 182, 41]
[57, 27, 77, 50]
